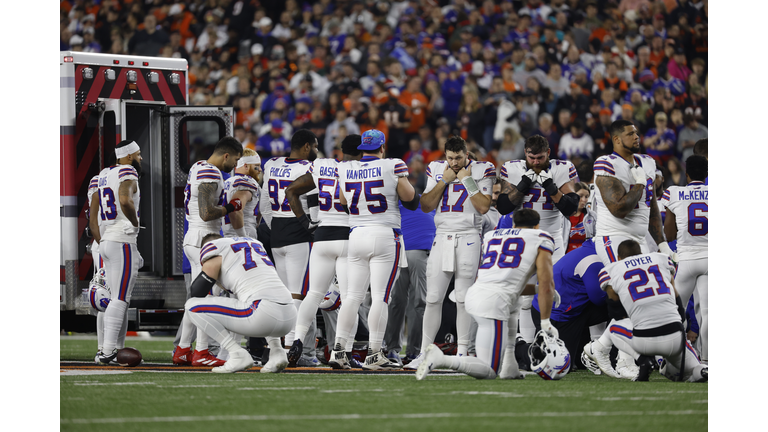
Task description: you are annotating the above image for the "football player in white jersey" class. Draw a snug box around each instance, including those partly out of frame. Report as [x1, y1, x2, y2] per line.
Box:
[222, 148, 262, 238]
[404, 136, 495, 371]
[184, 233, 297, 373]
[258, 129, 319, 357]
[598, 240, 707, 382]
[415, 209, 558, 380]
[91, 140, 143, 365]
[583, 119, 677, 379]
[174, 137, 243, 367]
[661, 155, 708, 363]
[285, 135, 363, 368]
[496, 135, 579, 355]
[87, 174, 113, 363]
[332, 129, 421, 370]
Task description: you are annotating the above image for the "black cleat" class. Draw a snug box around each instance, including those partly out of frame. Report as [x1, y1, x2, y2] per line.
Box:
[633, 355, 657, 382]
[286, 340, 303, 368]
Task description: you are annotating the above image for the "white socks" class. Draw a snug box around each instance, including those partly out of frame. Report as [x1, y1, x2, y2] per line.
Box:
[102, 299, 128, 353]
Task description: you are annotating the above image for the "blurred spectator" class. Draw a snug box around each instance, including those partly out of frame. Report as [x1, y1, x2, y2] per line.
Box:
[682, 85, 708, 126]
[555, 83, 591, 124]
[359, 104, 389, 143]
[663, 156, 687, 189]
[129, 14, 170, 56]
[497, 128, 526, 164]
[558, 119, 594, 161]
[324, 109, 360, 157]
[381, 89, 411, 159]
[255, 119, 290, 159]
[403, 138, 430, 165]
[555, 107, 572, 136]
[597, 62, 629, 100]
[644, 111, 677, 166]
[544, 62, 568, 98]
[677, 114, 708, 162]
[501, 64, 523, 93]
[399, 76, 429, 140]
[441, 65, 465, 124]
[304, 107, 329, 148]
[516, 54, 548, 90]
[535, 113, 561, 156]
[652, 64, 686, 98]
[566, 182, 592, 254]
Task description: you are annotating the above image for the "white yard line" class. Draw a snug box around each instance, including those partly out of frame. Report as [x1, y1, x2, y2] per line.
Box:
[61, 410, 708, 424]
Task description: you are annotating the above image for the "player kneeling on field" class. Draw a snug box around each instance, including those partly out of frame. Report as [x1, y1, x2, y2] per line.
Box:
[598, 239, 707, 382]
[178, 233, 297, 373]
[416, 209, 560, 380]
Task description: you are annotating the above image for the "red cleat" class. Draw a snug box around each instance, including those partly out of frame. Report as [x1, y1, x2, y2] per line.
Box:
[192, 349, 226, 367]
[172, 346, 193, 366]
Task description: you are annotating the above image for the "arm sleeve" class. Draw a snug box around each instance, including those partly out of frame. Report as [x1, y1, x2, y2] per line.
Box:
[584, 264, 608, 305]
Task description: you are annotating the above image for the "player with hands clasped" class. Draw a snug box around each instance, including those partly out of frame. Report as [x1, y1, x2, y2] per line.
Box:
[496, 135, 579, 367]
[184, 233, 297, 374]
[584, 119, 675, 379]
[91, 140, 144, 365]
[416, 209, 559, 381]
[285, 135, 363, 368]
[221, 148, 262, 239]
[174, 137, 243, 368]
[332, 129, 420, 370]
[404, 136, 495, 371]
[598, 239, 707, 382]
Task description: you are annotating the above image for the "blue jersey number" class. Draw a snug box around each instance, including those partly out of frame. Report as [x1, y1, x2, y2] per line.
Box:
[347, 180, 388, 215]
[439, 183, 469, 212]
[267, 179, 292, 211]
[687, 202, 708, 236]
[479, 238, 526, 269]
[624, 264, 671, 302]
[318, 178, 345, 212]
[230, 241, 275, 271]
[99, 187, 117, 220]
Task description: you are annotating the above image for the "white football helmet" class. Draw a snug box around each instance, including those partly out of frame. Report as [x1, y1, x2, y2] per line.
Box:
[88, 268, 112, 312]
[528, 330, 571, 380]
[319, 282, 342, 311]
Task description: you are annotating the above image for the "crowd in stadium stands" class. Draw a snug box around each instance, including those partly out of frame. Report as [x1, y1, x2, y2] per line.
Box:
[60, 0, 707, 193]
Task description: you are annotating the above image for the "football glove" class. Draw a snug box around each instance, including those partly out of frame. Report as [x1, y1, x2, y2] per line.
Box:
[658, 241, 679, 266]
[630, 165, 647, 186]
[540, 318, 559, 339]
[122, 221, 140, 236]
[536, 170, 559, 197]
[298, 214, 319, 233]
[516, 169, 537, 194]
[553, 290, 561, 309]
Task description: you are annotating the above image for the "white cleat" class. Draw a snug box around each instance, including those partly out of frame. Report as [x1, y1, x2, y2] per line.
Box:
[415, 344, 444, 380]
[615, 356, 640, 380]
[583, 341, 621, 379]
[212, 349, 254, 374]
[581, 350, 602, 375]
[328, 345, 350, 370]
[498, 357, 525, 380]
[362, 351, 401, 371]
[403, 352, 424, 370]
[261, 349, 289, 374]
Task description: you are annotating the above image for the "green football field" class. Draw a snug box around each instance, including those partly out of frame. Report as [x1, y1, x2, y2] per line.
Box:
[60, 336, 707, 432]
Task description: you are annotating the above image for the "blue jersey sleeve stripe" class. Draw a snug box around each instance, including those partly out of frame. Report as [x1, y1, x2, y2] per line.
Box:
[594, 167, 616, 175]
[539, 246, 553, 253]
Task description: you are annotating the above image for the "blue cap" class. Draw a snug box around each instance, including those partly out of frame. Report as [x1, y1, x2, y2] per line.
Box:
[358, 129, 385, 150]
[271, 119, 284, 131]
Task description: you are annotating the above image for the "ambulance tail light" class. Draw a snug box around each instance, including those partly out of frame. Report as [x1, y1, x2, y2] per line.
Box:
[63, 56, 74, 63]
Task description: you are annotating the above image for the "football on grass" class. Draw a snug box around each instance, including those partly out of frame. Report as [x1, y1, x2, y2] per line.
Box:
[117, 347, 142, 367]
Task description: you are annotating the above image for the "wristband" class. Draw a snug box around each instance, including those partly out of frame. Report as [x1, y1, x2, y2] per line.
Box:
[224, 203, 235, 214]
[440, 178, 450, 187]
[460, 176, 480, 197]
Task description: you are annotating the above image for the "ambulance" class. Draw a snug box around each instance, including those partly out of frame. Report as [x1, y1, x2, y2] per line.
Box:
[60, 52, 234, 331]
